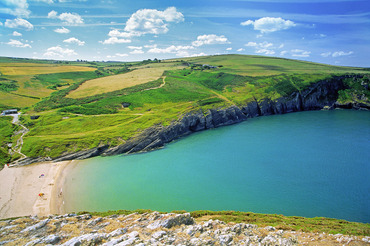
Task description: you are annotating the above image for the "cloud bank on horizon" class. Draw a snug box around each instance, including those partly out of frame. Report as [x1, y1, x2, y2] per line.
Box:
[0, 0, 369, 67]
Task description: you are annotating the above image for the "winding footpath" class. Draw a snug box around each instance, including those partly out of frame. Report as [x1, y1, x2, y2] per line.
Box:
[9, 113, 29, 166]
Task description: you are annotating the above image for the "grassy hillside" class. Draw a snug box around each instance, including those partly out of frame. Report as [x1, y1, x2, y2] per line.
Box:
[0, 55, 369, 164]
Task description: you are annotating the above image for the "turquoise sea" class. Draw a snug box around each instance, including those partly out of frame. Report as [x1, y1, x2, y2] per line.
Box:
[63, 110, 370, 223]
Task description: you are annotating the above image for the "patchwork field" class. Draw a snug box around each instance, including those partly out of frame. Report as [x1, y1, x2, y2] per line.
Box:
[0, 54, 369, 165]
[67, 66, 181, 98]
[0, 63, 95, 76]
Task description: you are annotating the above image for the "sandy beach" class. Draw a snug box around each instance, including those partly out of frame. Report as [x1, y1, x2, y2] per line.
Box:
[0, 160, 72, 219]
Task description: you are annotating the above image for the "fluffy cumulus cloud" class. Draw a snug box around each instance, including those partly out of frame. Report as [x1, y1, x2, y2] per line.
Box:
[192, 34, 230, 47]
[115, 53, 128, 57]
[48, 10, 84, 25]
[100, 29, 135, 45]
[130, 49, 144, 54]
[99, 37, 131, 45]
[289, 49, 311, 57]
[148, 45, 194, 57]
[124, 7, 184, 35]
[5, 18, 33, 30]
[100, 7, 183, 45]
[241, 17, 296, 33]
[1, 0, 30, 17]
[7, 39, 31, 48]
[245, 41, 278, 55]
[54, 27, 70, 34]
[108, 29, 135, 38]
[63, 37, 85, 46]
[12, 31, 22, 36]
[321, 51, 353, 57]
[44, 45, 77, 58]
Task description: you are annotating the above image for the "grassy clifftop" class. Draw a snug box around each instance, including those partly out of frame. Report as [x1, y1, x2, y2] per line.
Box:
[0, 55, 369, 164]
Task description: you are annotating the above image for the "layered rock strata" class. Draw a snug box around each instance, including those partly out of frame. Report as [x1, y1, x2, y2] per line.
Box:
[13, 75, 369, 165]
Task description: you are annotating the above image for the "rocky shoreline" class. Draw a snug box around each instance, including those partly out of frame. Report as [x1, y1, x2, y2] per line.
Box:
[1, 212, 369, 245]
[13, 74, 369, 166]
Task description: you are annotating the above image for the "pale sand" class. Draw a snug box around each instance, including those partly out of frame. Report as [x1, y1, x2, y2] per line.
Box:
[0, 161, 72, 219]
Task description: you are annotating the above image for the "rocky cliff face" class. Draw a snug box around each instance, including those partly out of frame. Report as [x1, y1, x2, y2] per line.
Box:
[12, 75, 369, 165]
[100, 74, 368, 158]
[1, 212, 368, 245]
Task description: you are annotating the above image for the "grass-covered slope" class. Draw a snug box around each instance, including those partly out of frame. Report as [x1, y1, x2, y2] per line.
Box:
[0, 55, 369, 163]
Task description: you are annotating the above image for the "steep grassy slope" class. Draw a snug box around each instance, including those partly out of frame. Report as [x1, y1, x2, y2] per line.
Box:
[0, 55, 369, 163]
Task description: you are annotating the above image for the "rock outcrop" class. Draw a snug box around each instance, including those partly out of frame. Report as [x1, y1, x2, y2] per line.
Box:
[100, 74, 369, 157]
[1, 212, 367, 245]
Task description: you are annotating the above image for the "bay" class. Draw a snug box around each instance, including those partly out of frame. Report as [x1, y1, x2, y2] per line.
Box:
[63, 110, 370, 223]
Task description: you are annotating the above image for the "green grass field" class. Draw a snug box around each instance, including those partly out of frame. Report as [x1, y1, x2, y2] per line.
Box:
[0, 54, 369, 164]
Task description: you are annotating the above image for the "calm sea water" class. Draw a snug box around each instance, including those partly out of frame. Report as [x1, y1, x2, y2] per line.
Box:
[63, 110, 370, 223]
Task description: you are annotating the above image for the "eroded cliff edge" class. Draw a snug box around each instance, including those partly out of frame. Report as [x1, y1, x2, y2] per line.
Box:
[15, 74, 369, 165]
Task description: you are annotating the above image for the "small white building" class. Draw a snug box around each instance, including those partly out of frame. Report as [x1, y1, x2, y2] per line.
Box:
[1, 109, 18, 115]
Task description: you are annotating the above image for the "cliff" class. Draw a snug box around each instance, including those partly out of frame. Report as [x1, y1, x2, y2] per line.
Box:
[0, 212, 368, 245]
[13, 74, 369, 165]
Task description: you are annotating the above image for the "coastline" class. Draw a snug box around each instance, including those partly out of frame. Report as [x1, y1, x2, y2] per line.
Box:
[0, 160, 73, 219]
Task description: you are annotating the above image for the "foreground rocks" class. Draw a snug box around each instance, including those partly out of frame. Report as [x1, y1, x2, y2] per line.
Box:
[0, 212, 368, 245]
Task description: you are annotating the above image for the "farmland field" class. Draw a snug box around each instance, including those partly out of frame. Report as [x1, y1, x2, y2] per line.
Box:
[0, 54, 369, 165]
[0, 63, 95, 75]
[172, 55, 367, 76]
[67, 66, 181, 98]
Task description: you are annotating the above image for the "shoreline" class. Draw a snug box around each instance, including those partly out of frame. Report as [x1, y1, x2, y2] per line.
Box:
[0, 160, 73, 219]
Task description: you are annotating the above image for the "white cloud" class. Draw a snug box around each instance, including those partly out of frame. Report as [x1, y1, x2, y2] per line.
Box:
[48, 11, 84, 25]
[280, 50, 288, 56]
[148, 45, 194, 57]
[259, 41, 273, 48]
[237, 48, 245, 52]
[124, 7, 184, 35]
[190, 53, 207, 57]
[99, 37, 131, 45]
[63, 37, 85, 46]
[148, 45, 194, 54]
[321, 51, 353, 57]
[0, 22, 3, 26]
[47, 10, 58, 18]
[144, 44, 157, 49]
[108, 29, 135, 38]
[130, 49, 144, 54]
[332, 51, 353, 57]
[226, 47, 232, 51]
[43, 45, 77, 58]
[5, 18, 33, 30]
[291, 49, 311, 57]
[321, 52, 332, 57]
[241, 17, 296, 33]
[54, 27, 70, 34]
[245, 41, 277, 55]
[192, 34, 230, 47]
[2, 0, 30, 17]
[6, 39, 31, 48]
[127, 46, 142, 50]
[245, 42, 257, 47]
[115, 53, 128, 57]
[12, 31, 22, 36]
[256, 49, 275, 55]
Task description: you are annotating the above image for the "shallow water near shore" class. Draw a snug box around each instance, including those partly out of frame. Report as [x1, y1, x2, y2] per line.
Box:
[64, 110, 370, 223]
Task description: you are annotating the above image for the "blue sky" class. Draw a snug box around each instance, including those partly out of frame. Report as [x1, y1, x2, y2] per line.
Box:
[0, 0, 369, 67]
